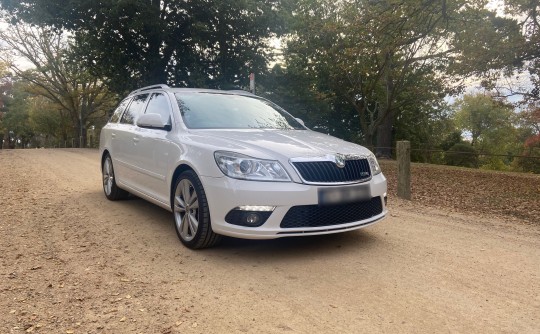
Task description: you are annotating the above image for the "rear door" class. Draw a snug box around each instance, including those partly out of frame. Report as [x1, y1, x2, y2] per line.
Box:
[105, 97, 131, 179]
[114, 93, 149, 189]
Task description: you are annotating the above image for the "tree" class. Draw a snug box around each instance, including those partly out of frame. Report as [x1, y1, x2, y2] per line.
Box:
[454, 94, 516, 148]
[454, 93, 518, 169]
[1, 80, 34, 148]
[515, 103, 540, 147]
[27, 95, 72, 147]
[258, 64, 362, 142]
[1, 78, 76, 148]
[394, 101, 456, 163]
[513, 103, 540, 173]
[0, 24, 117, 147]
[285, 0, 520, 156]
[500, 0, 540, 102]
[0, 0, 292, 93]
[0, 60, 12, 149]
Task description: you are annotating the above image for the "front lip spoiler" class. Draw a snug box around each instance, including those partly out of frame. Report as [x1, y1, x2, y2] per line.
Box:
[276, 214, 384, 235]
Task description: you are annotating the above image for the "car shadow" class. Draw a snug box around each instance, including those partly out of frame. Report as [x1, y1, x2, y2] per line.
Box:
[211, 230, 380, 260]
[82, 189, 382, 261]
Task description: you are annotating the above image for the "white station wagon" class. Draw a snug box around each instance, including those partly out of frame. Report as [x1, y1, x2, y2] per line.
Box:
[99, 85, 388, 249]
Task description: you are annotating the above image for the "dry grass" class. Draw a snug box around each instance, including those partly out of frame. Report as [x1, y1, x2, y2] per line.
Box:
[379, 160, 540, 224]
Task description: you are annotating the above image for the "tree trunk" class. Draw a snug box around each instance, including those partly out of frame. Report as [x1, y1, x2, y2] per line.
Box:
[8, 132, 15, 149]
[363, 133, 373, 150]
[375, 108, 394, 158]
[76, 123, 86, 148]
[144, 1, 167, 86]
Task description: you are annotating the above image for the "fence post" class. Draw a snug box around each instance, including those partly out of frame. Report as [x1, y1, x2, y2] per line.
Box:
[397, 141, 411, 200]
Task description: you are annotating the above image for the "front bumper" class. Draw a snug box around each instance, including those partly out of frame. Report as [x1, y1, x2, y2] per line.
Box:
[201, 173, 388, 239]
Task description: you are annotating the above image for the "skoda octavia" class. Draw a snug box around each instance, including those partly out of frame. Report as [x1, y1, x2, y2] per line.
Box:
[99, 85, 388, 249]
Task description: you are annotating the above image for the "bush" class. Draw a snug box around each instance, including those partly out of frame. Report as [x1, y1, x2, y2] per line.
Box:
[445, 143, 479, 168]
[513, 147, 540, 174]
[440, 131, 463, 151]
[480, 156, 510, 171]
[411, 149, 445, 164]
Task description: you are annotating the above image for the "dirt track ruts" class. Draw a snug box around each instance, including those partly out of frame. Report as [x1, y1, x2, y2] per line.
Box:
[0, 149, 538, 333]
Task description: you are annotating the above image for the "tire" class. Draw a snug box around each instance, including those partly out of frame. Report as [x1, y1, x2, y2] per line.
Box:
[172, 170, 221, 249]
[102, 154, 129, 201]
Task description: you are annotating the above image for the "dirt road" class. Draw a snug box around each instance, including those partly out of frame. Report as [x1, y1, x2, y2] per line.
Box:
[1, 149, 538, 333]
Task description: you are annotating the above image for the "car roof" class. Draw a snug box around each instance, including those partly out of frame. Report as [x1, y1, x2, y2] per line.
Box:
[128, 84, 256, 97]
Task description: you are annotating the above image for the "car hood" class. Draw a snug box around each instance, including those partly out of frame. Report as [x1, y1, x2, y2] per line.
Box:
[189, 129, 373, 160]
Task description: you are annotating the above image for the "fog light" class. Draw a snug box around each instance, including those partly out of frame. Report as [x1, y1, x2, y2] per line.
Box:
[225, 208, 273, 227]
[245, 213, 260, 225]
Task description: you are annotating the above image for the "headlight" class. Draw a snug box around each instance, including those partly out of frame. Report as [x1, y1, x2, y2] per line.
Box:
[214, 151, 291, 182]
[367, 153, 382, 175]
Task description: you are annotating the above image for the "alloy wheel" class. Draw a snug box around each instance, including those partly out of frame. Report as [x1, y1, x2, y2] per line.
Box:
[103, 157, 114, 196]
[174, 179, 199, 242]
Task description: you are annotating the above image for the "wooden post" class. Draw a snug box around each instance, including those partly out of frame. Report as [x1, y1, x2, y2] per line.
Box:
[397, 141, 411, 200]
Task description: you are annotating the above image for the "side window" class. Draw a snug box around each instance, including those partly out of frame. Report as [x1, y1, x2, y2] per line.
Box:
[145, 92, 172, 124]
[120, 94, 149, 124]
[109, 98, 131, 123]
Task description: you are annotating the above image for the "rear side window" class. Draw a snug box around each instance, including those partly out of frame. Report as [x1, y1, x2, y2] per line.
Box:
[145, 92, 172, 124]
[109, 98, 131, 123]
[120, 94, 149, 124]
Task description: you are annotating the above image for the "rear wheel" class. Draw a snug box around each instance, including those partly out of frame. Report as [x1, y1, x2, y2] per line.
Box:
[102, 154, 129, 200]
[173, 170, 221, 249]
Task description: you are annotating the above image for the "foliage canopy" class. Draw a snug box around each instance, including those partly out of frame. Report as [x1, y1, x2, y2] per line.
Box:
[283, 0, 519, 152]
[0, 0, 292, 93]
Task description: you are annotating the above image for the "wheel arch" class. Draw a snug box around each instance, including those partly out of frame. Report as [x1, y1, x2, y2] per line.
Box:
[170, 164, 196, 209]
[101, 149, 110, 170]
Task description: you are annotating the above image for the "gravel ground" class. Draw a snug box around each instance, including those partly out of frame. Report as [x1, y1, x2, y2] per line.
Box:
[0, 149, 538, 333]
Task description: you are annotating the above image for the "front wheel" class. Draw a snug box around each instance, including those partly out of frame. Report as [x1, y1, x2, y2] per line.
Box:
[173, 170, 221, 249]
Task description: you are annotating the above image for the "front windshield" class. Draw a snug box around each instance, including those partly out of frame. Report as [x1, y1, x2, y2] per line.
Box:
[174, 92, 305, 130]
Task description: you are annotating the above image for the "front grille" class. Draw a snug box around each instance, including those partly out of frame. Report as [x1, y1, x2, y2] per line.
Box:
[280, 197, 383, 228]
[292, 159, 371, 183]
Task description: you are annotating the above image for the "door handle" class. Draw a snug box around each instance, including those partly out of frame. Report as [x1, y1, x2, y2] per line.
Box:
[111, 133, 116, 138]
[133, 137, 140, 143]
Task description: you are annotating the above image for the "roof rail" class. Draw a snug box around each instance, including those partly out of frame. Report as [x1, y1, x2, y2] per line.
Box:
[228, 89, 256, 96]
[129, 84, 170, 96]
